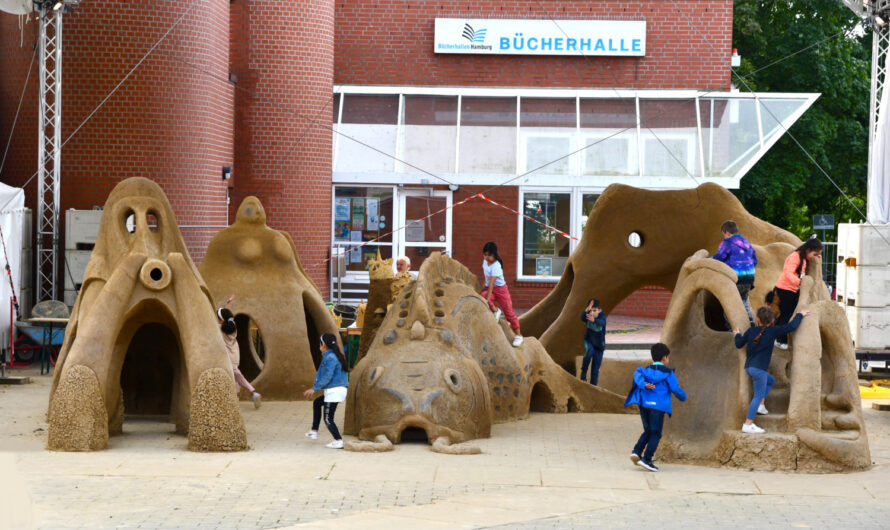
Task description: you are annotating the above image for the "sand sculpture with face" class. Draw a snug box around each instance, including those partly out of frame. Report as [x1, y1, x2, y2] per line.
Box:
[521, 183, 869, 471]
[198, 197, 340, 400]
[658, 249, 870, 471]
[344, 252, 627, 451]
[48, 178, 247, 452]
[520, 183, 800, 372]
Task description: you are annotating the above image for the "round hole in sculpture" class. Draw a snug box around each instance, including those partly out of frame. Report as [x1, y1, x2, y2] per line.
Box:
[628, 231, 643, 248]
[235, 314, 265, 381]
[125, 211, 136, 234]
[399, 426, 429, 445]
[149, 267, 163, 282]
[529, 382, 556, 412]
[444, 368, 462, 392]
[702, 291, 731, 332]
[139, 259, 172, 291]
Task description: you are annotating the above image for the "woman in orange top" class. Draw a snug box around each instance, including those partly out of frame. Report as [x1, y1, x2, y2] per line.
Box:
[773, 238, 823, 349]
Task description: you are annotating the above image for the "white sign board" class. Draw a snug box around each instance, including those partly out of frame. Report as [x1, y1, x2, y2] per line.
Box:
[434, 18, 646, 56]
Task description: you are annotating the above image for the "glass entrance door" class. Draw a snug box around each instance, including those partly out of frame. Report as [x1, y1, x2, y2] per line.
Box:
[398, 190, 452, 272]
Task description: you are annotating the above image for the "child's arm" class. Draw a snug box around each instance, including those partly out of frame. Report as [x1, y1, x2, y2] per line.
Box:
[485, 279, 495, 302]
[313, 357, 334, 391]
[668, 372, 687, 402]
[734, 330, 748, 348]
[775, 312, 806, 335]
[712, 239, 731, 262]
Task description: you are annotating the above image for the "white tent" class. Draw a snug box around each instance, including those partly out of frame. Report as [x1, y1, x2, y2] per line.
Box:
[868, 49, 890, 224]
[0, 1, 32, 15]
[0, 181, 25, 350]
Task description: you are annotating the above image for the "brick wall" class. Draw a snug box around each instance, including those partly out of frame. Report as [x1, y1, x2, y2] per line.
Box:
[0, 1, 234, 268]
[611, 286, 672, 318]
[230, 0, 335, 294]
[335, 0, 733, 90]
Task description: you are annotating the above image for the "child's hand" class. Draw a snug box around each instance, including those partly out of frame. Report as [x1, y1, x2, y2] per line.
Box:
[645, 383, 656, 390]
[303, 389, 315, 398]
[799, 309, 811, 317]
[226, 294, 235, 305]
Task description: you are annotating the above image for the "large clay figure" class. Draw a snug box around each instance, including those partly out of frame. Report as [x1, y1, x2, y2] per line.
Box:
[657, 249, 870, 471]
[520, 183, 800, 371]
[199, 197, 340, 399]
[344, 253, 627, 451]
[48, 178, 247, 451]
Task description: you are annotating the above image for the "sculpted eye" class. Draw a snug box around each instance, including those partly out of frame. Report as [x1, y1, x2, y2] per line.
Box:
[368, 366, 384, 386]
[443, 369, 462, 393]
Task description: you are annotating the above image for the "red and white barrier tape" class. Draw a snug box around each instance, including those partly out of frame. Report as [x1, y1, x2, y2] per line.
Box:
[478, 193, 579, 241]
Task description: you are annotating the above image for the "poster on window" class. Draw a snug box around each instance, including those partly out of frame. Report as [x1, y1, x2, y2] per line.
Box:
[352, 198, 365, 231]
[405, 219, 425, 242]
[335, 221, 350, 240]
[335, 198, 350, 222]
[535, 257, 552, 277]
[366, 198, 379, 231]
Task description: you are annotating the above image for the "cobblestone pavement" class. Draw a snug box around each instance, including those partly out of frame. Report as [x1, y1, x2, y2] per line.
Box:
[2, 366, 890, 529]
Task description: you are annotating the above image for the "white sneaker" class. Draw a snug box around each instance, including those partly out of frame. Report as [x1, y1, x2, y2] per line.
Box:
[757, 403, 769, 415]
[493, 309, 502, 321]
[774, 340, 788, 350]
[742, 423, 765, 434]
[305, 430, 318, 440]
[512, 335, 524, 347]
[252, 392, 262, 409]
[630, 453, 640, 464]
[326, 439, 344, 449]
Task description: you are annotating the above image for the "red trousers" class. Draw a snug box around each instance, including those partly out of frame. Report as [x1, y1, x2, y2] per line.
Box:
[487, 284, 521, 332]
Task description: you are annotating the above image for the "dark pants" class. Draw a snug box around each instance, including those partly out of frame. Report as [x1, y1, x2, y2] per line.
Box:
[632, 407, 665, 462]
[311, 395, 342, 440]
[775, 287, 799, 344]
[580, 342, 604, 385]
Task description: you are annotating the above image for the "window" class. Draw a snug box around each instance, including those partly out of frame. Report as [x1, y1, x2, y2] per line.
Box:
[333, 186, 394, 272]
[520, 98, 575, 176]
[580, 98, 637, 176]
[581, 193, 600, 234]
[458, 97, 517, 174]
[336, 95, 399, 173]
[400, 95, 458, 174]
[521, 192, 571, 277]
[639, 99, 699, 178]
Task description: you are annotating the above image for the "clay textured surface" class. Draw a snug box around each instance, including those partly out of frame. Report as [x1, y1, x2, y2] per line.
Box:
[48, 178, 247, 451]
[520, 183, 800, 371]
[199, 196, 339, 400]
[357, 255, 395, 362]
[345, 253, 627, 449]
[658, 250, 870, 471]
[522, 183, 869, 471]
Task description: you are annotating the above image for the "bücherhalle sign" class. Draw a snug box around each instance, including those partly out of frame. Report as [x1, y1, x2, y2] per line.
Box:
[434, 18, 646, 56]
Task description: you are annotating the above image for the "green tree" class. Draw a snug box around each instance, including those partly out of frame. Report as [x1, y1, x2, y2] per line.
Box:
[732, 0, 871, 240]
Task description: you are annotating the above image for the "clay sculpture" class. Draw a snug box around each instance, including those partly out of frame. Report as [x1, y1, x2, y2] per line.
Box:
[344, 252, 627, 451]
[657, 249, 870, 471]
[199, 197, 340, 399]
[520, 183, 800, 372]
[357, 254, 396, 362]
[48, 177, 247, 451]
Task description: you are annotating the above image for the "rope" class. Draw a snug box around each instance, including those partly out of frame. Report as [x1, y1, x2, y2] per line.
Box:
[0, 224, 21, 321]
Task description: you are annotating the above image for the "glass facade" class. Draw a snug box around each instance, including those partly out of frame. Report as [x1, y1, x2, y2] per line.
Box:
[332, 186, 394, 272]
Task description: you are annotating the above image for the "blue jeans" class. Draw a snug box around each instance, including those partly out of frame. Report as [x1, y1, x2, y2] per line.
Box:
[745, 367, 775, 421]
[580, 342, 604, 385]
[632, 407, 665, 462]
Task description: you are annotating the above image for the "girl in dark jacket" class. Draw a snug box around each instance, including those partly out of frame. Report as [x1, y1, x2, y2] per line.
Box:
[734, 306, 809, 434]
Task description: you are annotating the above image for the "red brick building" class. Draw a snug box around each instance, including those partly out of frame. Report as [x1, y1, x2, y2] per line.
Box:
[0, 1, 816, 317]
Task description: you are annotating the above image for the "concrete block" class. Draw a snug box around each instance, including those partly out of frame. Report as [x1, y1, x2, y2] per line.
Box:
[836, 264, 890, 308]
[845, 305, 890, 349]
[64, 209, 102, 250]
[63, 250, 92, 290]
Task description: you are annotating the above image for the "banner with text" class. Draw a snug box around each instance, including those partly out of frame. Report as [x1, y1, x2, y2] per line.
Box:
[434, 18, 646, 56]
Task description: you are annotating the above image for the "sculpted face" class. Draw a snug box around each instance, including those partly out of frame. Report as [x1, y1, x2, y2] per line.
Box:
[199, 196, 340, 400]
[48, 177, 246, 452]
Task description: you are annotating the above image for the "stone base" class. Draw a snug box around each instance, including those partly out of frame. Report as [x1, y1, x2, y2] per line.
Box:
[713, 431, 847, 473]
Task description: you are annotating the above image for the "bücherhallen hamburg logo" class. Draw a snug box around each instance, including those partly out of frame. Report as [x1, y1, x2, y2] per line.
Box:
[434, 18, 647, 56]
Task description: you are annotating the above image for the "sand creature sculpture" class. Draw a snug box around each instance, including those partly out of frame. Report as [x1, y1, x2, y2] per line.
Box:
[520, 183, 869, 471]
[199, 197, 340, 400]
[48, 178, 247, 452]
[356, 253, 410, 362]
[520, 183, 799, 371]
[658, 250, 870, 471]
[344, 252, 627, 453]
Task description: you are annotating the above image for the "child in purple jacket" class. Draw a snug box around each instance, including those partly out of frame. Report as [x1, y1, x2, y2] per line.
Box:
[713, 220, 757, 326]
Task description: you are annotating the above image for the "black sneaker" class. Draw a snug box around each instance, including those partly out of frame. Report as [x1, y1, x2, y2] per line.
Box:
[636, 459, 659, 472]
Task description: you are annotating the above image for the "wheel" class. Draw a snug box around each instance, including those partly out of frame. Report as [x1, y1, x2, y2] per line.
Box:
[14, 348, 35, 363]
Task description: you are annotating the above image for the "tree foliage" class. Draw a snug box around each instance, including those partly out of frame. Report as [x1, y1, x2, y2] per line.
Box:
[732, 0, 871, 239]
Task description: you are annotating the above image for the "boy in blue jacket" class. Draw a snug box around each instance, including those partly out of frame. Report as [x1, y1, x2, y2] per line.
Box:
[579, 298, 606, 385]
[624, 343, 687, 472]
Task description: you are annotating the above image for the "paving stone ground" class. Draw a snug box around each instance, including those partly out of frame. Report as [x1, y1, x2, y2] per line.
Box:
[2, 366, 890, 529]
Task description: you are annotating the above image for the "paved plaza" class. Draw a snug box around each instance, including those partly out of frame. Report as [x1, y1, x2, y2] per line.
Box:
[2, 365, 890, 529]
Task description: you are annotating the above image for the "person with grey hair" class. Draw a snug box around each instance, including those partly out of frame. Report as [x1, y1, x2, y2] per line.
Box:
[395, 255, 417, 278]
